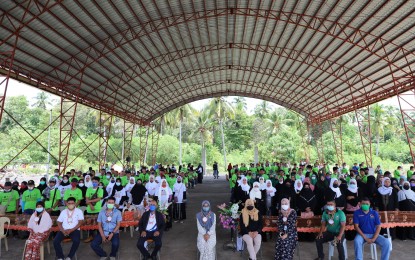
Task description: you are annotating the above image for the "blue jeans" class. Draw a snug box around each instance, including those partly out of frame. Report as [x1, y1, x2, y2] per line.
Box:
[91, 233, 119, 257]
[53, 230, 80, 259]
[354, 233, 391, 260]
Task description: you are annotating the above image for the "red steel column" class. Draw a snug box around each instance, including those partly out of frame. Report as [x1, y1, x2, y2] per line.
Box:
[330, 117, 344, 165]
[0, 35, 18, 125]
[58, 98, 78, 174]
[98, 111, 113, 169]
[123, 120, 135, 168]
[355, 107, 373, 167]
[397, 88, 415, 165]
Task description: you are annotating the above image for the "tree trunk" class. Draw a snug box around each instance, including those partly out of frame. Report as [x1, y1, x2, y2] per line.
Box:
[219, 119, 227, 168]
[254, 145, 259, 164]
[179, 118, 182, 165]
[143, 127, 150, 165]
[376, 133, 380, 156]
[201, 136, 207, 176]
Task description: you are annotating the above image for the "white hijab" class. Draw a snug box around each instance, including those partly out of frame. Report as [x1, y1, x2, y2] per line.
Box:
[84, 175, 93, 188]
[157, 179, 172, 199]
[398, 181, 415, 202]
[347, 179, 358, 193]
[249, 182, 262, 200]
[145, 175, 158, 195]
[378, 177, 393, 196]
[329, 178, 342, 198]
[259, 177, 266, 190]
[125, 177, 136, 192]
[265, 180, 276, 196]
[240, 177, 250, 192]
[294, 179, 303, 193]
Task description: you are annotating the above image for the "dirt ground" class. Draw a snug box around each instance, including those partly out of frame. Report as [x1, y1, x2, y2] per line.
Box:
[2, 175, 414, 259]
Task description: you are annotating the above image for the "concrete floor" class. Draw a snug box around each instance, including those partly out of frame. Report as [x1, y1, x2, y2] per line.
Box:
[3, 176, 414, 260]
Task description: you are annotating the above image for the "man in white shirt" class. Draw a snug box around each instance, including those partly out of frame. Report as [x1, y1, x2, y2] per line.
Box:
[53, 196, 84, 260]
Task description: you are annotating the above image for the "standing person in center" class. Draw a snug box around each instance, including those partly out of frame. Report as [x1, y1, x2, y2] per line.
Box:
[196, 200, 216, 260]
[275, 198, 298, 260]
[213, 161, 219, 179]
[239, 199, 262, 260]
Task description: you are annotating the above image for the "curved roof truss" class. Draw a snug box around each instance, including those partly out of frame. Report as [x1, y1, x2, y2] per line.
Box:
[1, 0, 415, 125]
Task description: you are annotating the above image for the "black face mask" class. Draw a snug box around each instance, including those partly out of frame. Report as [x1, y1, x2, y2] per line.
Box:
[247, 206, 254, 211]
[404, 185, 410, 190]
[333, 183, 339, 188]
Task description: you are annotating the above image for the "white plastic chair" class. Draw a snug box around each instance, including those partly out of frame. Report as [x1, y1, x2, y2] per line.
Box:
[363, 243, 378, 260]
[0, 217, 10, 257]
[328, 239, 348, 260]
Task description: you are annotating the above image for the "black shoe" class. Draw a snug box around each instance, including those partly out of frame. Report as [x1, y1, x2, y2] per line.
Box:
[143, 256, 148, 260]
[313, 258, 323, 260]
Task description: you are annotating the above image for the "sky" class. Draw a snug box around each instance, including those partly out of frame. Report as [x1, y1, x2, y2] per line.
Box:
[1, 77, 409, 114]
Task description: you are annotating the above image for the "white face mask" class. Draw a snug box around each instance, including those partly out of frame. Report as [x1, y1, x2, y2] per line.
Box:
[78, 183, 84, 187]
[281, 204, 289, 211]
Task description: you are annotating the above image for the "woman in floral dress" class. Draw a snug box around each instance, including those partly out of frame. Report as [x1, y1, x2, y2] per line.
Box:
[275, 198, 297, 260]
[196, 200, 216, 260]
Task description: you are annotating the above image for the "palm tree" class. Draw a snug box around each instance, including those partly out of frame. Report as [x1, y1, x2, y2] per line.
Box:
[208, 97, 235, 167]
[33, 92, 51, 109]
[266, 108, 293, 134]
[233, 97, 247, 113]
[167, 104, 195, 165]
[191, 109, 213, 174]
[254, 100, 271, 118]
[371, 104, 387, 156]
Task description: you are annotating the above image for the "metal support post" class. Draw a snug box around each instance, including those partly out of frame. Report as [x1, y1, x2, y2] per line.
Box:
[139, 125, 150, 167]
[151, 123, 160, 166]
[314, 123, 325, 163]
[58, 99, 77, 174]
[330, 117, 344, 165]
[98, 111, 113, 169]
[397, 88, 415, 165]
[123, 120, 135, 169]
[355, 106, 373, 167]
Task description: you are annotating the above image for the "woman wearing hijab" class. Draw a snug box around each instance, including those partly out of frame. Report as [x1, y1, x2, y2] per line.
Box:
[77, 179, 87, 207]
[303, 177, 315, 191]
[57, 175, 71, 198]
[294, 179, 303, 194]
[125, 177, 136, 201]
[110, 177, 128, 209]
[314, 174, 327, 215]
[234, 177, 250, 209]
[250, 182, 266, 216]
[297, 182, 316, 218]
[25, 201, 52, 260]
[397, 181, 415, 240]
[345, 179, 360, 214]
[275, 198, 298, 260]
[375, 177, 399, 239]
[37, 177, 47, 193]
[173, 176, 187, 222]
[156, 178, 173, 231]
[239, 199, 262, 260]
[196, 201, 216, 260]
[264, 180, 277, 216]
[84, 175, 93, 188]
[279, 179, 297, 210]
[145, 175, 158, 197]
[324, 178, 346, 209]
[129, 178, 148, 215]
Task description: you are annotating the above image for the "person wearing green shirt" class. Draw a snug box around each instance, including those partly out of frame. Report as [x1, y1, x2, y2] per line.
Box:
[239, 163, 248, 172]
[167, 174, 176, 189]
[22, 180, 42, 215]
[121, 171, 132, 186]
[394, 166, 404, 180]
[43, 179, 61, 216]
[84, 177, 104, 243]
[0, 181, 19, 214]
[64, 179, 83, 207]
[315, 200, 346, 260]
[407, 166, 414, 180]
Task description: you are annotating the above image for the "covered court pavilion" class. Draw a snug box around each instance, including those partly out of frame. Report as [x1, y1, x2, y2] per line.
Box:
[1, 0, 415, 259]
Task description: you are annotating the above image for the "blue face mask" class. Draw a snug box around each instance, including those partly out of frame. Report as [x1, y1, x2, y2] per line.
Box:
[92, 182, 98, 188]
[326, 205, 335, 211]
[35, 207, 44, 213]
[202, 207, 210, 212]
[149, 205, 157, 211]
[40, 181, 45, 185]
[349, 184, 356, 189]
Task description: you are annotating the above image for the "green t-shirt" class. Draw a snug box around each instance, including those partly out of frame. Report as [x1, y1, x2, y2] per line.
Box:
[312, 167, 319, 174]
[167, 177, 176, 189]
[281, 167, 289, 175]
[262, 174, 269, 180]
[230, 174, 237, 188]
[44, 189, 61, 211]
[265, 166, 272, 174]
[407, 170, 414, 179]
[0, 190, 19, 212]
[394, 170, 401, 179]
[322, 209, 346, 234]
[341, 168, 349, 174]
[121, 176, 130, 186]
[64, 188, 83, 203]
[239, 166, 248, 172]
[85, 187, 104, 213]
[22, 189, 42, 210]
[250, 167, 257, 173]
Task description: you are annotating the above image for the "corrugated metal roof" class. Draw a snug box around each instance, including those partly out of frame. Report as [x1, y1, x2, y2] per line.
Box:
[1, 0, 415, 125]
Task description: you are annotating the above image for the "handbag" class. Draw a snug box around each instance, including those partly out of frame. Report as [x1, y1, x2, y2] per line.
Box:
[0, 192, 15, 215]
[90, 188, 100, 206]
